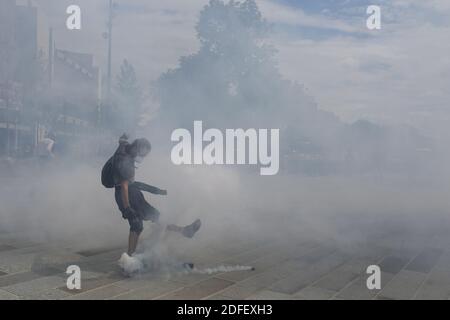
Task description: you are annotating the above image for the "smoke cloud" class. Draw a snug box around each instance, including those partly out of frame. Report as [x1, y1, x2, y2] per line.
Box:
[1, 0, 450, 276]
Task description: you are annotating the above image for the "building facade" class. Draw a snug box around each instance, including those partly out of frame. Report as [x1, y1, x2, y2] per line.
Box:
[0, 0, 103, 158]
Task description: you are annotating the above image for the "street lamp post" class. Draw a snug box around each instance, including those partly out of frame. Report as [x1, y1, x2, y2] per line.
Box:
[107, 0, 113, 100]
[100, 0, 115, 129]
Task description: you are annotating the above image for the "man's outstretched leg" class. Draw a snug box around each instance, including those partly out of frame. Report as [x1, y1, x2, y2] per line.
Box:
[166, 219, 202, 238]
[139, 201, 202, 239]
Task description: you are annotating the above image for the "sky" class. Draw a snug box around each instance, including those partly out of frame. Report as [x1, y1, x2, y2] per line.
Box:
[35, 0, 450, 138]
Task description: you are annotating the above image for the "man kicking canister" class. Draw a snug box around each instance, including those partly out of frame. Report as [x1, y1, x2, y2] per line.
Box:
[112, 135, 201, 261]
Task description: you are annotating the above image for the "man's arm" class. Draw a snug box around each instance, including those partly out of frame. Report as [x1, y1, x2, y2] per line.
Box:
[133, 181, 167, 195]
[120, 180, 131, 208]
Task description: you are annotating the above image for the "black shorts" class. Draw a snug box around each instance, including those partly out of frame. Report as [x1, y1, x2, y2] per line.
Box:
[115, 183, 160, 232]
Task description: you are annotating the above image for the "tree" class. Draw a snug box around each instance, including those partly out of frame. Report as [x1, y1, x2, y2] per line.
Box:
[156, 0, 396, 174]
[153, 0, 432, 175]
[156, 1, 327, 131]
[115, 59, 142, 134]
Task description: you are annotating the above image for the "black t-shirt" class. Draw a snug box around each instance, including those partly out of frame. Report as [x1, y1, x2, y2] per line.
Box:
[113, 142, 135, 185]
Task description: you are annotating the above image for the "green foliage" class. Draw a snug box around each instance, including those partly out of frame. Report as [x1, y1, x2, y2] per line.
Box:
[114, 59, 142, 134]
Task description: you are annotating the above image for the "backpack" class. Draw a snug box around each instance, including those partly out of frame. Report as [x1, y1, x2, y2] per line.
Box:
[101, 156, 115, 188]
[102, 137, 131, 188]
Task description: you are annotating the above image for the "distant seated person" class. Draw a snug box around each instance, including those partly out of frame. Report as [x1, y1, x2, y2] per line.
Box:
[36, 132, 56, 161]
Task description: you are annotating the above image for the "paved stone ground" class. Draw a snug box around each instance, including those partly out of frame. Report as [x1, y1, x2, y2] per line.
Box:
[1, 226, 450, 300]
